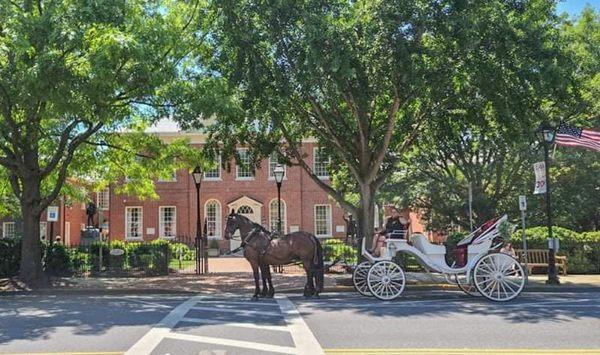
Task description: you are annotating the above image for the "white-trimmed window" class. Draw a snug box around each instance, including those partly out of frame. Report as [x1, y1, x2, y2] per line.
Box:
[314, 205, 332, 237]
[205, 200, 221, 239]
[269, 199, 287, 233]
[97, 188, 110, 210]
[204, 155, 222, 180]
[158, 170, 177, 182]
[236, 148, 254, 180]
[2, 222, 15, 238]
[268, 152, 286, 180]
[125, 207, 143, 240]
[159, 206, 176, 238]
[39, 222, 47, 240]
[313, 147, 330, 179]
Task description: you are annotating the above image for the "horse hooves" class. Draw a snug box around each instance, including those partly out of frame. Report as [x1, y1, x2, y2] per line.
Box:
[251, 296, 259, 301]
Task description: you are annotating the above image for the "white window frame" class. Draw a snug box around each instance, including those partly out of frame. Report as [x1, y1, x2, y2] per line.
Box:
[235, 148, 254, 180]
[313, 147, 330, 179]
[158, 206, 177, 239]
[204, 155, 222, 181]
[2, 222, 15, 238]
[268, 153, 287, 180]
[269, 199, 287, 233]
[97, 188, 110, 211]
[39, 222, 47, 240]
[314, 204, 332, 237]
[125, 206, 143, 240]
[204, 200, 222, 240]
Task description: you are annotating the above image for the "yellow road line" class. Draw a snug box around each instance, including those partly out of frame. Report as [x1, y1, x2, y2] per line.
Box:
[1, 352, 123, 355]
[325, 349, 600, 355]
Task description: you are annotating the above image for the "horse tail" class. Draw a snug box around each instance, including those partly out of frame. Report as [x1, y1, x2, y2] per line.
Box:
[312, 236, 324, 293]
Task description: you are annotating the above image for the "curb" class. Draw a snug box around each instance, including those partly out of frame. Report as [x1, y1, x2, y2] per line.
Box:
[315, 283, 600, 294]
[1, 288, 197, 296]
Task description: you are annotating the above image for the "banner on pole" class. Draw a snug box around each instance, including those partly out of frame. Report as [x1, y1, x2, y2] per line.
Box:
[533, 162, 547, 195]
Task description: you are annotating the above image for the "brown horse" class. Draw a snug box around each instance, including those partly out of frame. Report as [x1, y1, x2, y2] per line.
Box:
[224, 210, 324, 299]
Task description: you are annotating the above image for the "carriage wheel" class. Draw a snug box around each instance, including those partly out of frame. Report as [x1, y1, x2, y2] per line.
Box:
[367, 261, 405, 301]
[473, 253, 526, 302]
[455, 275, 481, 297]
[352, 262, 373, 297]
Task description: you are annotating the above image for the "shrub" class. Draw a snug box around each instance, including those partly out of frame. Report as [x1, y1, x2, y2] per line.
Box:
[69, 250, 90, 274]
[0, 237, 21, 277]
[322, 239, 357, 265]
[511, 226, 600, 274]
[44, 243, 72, 276]
[170, 243, 194, 261]
[510, 226, 584, 255]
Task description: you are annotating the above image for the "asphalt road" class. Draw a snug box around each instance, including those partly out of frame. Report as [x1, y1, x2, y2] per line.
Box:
[0, 289, 599, 354]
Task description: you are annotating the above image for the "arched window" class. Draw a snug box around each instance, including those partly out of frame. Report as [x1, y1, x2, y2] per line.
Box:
[269, 199, 287, 233]
[204, 200, 221, 239]
[237, 205, 253, 215]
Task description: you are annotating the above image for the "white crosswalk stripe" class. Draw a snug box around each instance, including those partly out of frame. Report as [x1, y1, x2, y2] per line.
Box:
[126, 295, 324, 354]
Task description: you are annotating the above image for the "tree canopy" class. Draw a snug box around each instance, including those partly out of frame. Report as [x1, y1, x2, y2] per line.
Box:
[189, 0, 578, 241]
[380, 5, 599, 232]
[0, 0, 207, 284]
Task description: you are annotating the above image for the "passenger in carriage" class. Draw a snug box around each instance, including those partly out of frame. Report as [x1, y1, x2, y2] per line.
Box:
[370, 208, 411, 257]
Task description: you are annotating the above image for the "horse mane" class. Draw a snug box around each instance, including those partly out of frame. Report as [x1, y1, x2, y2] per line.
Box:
[237, 213, 272, 235]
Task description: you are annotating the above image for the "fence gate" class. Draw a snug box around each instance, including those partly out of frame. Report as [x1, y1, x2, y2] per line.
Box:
[169, 235, 204, 274]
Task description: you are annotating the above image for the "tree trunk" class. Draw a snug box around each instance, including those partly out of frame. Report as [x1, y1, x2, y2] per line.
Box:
[18, 179, 46, 287]
[357, 184, 376, 250]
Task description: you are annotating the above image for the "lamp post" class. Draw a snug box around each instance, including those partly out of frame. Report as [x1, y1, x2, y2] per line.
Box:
[273, 164, 285, 235]
[536, 122, 560, 285]
[192, 166, 204, 274]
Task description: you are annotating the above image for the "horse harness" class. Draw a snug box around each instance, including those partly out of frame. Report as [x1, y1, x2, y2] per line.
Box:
[231, 227, 272, 256]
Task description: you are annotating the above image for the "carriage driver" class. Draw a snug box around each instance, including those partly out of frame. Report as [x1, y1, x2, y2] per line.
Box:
[370, 207, 411, 257]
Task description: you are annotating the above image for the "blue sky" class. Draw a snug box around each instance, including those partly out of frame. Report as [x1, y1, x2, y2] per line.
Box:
[556, 0, 600, 17]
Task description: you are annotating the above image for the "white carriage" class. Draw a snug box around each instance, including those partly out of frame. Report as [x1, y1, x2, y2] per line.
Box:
[352, 215, 526, 302]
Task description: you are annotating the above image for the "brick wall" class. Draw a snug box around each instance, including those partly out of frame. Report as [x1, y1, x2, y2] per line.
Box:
[109, 142, 347, 251]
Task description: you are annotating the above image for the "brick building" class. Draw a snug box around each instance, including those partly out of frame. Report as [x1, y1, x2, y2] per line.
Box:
[109, 126, 348, 253]
[0, 188, 110, 245]
[1, 121, 434, 249]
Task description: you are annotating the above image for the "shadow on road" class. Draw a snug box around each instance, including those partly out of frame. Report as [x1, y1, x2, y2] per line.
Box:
[0, 294, 181, 345]
[291, 290, 600, 324]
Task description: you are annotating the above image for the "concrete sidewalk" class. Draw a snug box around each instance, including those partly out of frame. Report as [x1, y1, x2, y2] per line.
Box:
[2, 256, 599, 295]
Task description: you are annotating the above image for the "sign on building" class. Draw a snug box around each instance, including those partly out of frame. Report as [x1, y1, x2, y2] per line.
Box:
[533, 162, 547, 195]
[47, 206, 59, 222]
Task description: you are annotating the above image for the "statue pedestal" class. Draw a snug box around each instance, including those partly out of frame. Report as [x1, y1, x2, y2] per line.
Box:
[81, 227, 101, 246]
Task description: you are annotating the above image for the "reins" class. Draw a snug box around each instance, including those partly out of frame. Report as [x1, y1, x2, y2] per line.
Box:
[229, 223, 272, 254]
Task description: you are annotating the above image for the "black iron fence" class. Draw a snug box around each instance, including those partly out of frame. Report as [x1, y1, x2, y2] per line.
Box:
[46, 240, 170, 276]
[0, 236, 205, 278]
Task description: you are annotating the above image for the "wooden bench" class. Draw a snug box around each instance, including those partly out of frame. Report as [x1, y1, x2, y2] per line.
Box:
[515, 249, 567, 275]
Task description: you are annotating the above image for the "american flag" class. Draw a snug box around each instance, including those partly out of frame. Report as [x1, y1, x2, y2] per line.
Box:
[555, 122, 600, 152]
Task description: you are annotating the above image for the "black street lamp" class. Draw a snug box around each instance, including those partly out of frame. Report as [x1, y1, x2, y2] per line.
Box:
[273, 164, 285, 235]
[536, 122, 560, 285]
[192, 166, 204, 274]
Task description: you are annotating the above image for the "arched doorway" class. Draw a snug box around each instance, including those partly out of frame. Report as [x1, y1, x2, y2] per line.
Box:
[227, 196, 263, 251]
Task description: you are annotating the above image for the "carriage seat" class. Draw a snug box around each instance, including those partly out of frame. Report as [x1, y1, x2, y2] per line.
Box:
[410, 234, 446, 256]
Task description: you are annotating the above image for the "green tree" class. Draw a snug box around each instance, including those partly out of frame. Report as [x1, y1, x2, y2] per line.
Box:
[540, 7, 600, 231]
[380, 1, 581, 231]
[187, 0, 552, 244]
[0, 0, 205, 285]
